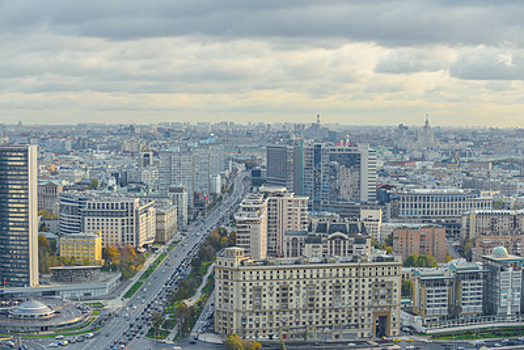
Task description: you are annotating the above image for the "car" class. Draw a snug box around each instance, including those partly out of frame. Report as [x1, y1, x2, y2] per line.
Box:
[347, 343, 356, 346]
[502, 338, 509, 343]
[406, 346, 415, 350]
[406, 338, 414, 342]
[48, 343, 58, 348]
[457, 347, 465, 350]
[393, 338, 401, 342]
[189, 341, 197, 344]
[494, 344, 502, 348]
[519, 337, 524, 342]
[55, 335, 64, 340]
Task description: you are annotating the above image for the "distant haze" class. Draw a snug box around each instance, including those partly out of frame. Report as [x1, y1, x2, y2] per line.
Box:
[1, 1, 523, 126]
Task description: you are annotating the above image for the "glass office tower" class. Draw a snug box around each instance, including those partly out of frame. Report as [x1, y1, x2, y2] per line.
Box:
[0, 145, 38, 287]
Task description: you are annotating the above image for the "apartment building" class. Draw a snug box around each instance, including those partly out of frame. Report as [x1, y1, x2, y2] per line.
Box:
[168, 185, 188, 226]
[392, 226, 446, 261]
[155, 204, 177, 244]
[482, 247, 524, 316]
[259, 186, 309, 257]
[475, 232, 524, 261]
[413, 269, 451, 322]
[58, 231, 102, 264]
[158, 149, 194, 207]
[59, 192, 156, 248]
[360, 209, 382, 241]
[215, 247, 402, 340]
[235, 194, 269, 259]
[460, 210, 524, 241]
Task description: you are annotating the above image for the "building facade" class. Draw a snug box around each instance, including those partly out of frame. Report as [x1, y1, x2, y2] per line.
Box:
[266, 144, 302, 195]
[215, 247, 402, 340]
[260, 186, 309, 257]
[475, 232, 524, 261]
[59, 193, 157, 248]
[0, 145, 39, 287]
[155, 205, 177, 244]
[392, 226, 446, 261]
[168, 185, 188, 226]
[37, 180, 63, 214]
[235, 194, 269, 259]
[58, 231, 102, 264]
[159, 150, 194, 207]
[461, 210, 524, 241]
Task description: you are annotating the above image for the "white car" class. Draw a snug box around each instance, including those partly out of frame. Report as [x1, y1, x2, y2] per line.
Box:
[55, 335, 64, 340]
[347, 343, 356, 347]
[48, 343, 58, 348]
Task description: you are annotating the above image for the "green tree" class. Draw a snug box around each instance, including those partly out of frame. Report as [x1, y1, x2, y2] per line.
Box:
[403, 253, 419, 267]
[425, 255, 439, 267]
[402, 279, 414, 297]
[88, 178, 98, 190]
[38, 210, 52, 219]
[83, 257, 92, 266]
[464, 237, 474, 261]
[228, 231, 237, 246]
[417, 255, 428, 268]
[151, 312, 164, 330]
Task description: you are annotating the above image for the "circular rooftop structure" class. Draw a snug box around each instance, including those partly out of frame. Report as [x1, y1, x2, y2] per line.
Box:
[493, 246, 509, 257]
[9, 300, 55, 319]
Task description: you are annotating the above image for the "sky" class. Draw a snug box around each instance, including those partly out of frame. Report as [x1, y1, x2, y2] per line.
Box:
[1, 0, 524, 127]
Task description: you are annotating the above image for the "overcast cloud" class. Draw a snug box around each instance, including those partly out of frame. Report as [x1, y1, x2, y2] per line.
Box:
[1, 0, 524, 126]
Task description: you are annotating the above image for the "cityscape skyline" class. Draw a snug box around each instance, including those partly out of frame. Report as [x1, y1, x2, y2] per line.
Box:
[1, 1, 524, 126]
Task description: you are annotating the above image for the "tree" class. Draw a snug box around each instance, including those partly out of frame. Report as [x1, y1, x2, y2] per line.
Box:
[417, 255, 428, 268]
[464, 237, 474, 261]
[83, 257, 92, 266]
[38, 234, 49, 248]
[384, 234, 393, 247]
[385, 246, 393, 254]
[228, 231, 237, 246]
[278, 338, 287, 350]
[223, 334, 244, 350]
[104, 245, 121, 264]
[151, 312, 164, 330]
[38, 210, 52, 219]
[425, 255, 439, 267]
[402, 279, 414, 297]
[208, 231, 221, 248]
[88, 178, 98, 190]
[219, 236, 229, 248]
[403, 253, 419, 267]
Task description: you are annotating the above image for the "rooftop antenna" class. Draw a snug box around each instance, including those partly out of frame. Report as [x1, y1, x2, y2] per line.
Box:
[317, 114, 321, 124]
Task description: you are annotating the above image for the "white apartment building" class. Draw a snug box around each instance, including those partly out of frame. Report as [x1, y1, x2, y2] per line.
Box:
[215, 247, 402, 340]
[168, 185, 188, 226]
[235, 194, 269, 259]
[360, 209, 382, 241]
[59, 192, 156, 248]
[259, 186, 309, 257]
[159, 150, 194, 207]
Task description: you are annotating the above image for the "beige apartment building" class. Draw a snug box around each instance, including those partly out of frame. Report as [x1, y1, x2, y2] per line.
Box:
[475, 232, 524, 261]
[460, 210, 524, 241]
[392, 226, 446, 261]
[235, 194, 269, 259]
[155, 204, 177, 244]
[260, 186, 309, 257]
[215, 247, 402, 340]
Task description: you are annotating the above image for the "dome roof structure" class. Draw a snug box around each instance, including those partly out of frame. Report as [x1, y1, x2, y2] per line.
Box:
[493, 246, 509, 257]
[9, 300, 55, 318]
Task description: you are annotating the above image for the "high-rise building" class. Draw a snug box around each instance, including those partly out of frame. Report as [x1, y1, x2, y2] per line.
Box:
[266, 144, 302, 195]
[38, 179, 63, 214]
[303, 143, 377, 211]
[155, 205, 177, 244]
[235, 194, 268, 259]
[0, 145, 38, 287]
[159, 150, 194, 207]
[259, 186, 309, 257]
[168, 185, 188, 226]
[215, 247, 402, 340]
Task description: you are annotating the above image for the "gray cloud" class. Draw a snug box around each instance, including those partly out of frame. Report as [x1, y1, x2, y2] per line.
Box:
[1, 1, 524, 47]
[374, 48, 451, 74]
[450, 48, 524, 80]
